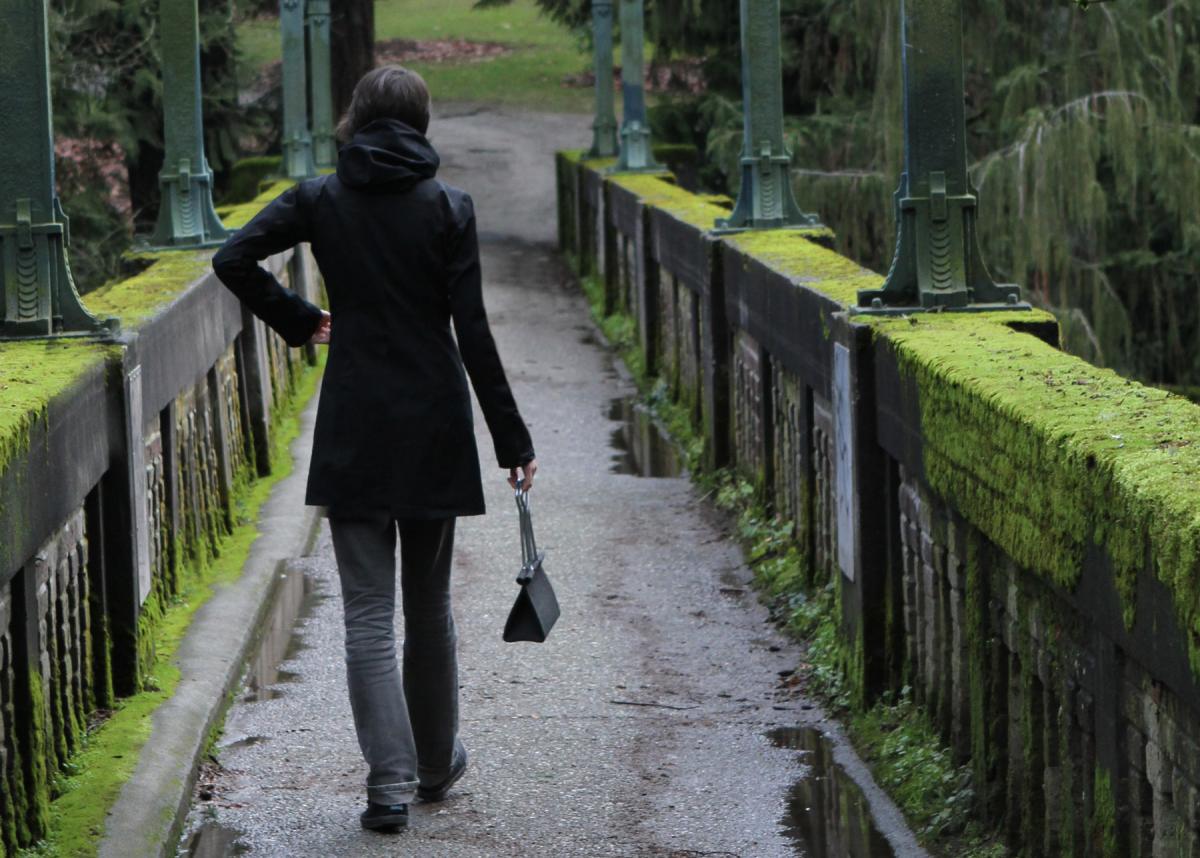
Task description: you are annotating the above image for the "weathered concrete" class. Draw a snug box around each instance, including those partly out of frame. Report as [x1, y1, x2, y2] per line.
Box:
[177, 107, 926, 857]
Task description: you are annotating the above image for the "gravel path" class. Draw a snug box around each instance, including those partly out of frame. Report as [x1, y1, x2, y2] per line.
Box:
[178, 106, 924, 858]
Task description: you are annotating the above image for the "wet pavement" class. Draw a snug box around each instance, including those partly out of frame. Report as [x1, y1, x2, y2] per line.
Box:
[177, 106, 926, 858]
[608, 397, 683, 478]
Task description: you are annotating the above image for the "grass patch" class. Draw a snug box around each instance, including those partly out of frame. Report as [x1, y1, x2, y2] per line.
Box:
[16, 353, 325, 858]
[238, 0, 596, 112]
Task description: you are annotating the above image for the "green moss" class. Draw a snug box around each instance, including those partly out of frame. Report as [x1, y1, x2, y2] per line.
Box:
[1091, 766, 1119, 857]
[724, 229, 875, 306]
[872, 311, 1200, 671]
[606, 172, 729, 230]
[86, 181, 295, 331]
[218, 180, 296, 230]
[0, 343, 108, 481]
[222, 156, 283, 205]
[22, 672, 50, 843]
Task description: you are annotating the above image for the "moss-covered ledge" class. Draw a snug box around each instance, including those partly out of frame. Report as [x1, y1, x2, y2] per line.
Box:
[0, 180, 296, 491]
[606, 172, 731, 231]
[871, 311, 1200, 670]
[86, 180, 294, 328]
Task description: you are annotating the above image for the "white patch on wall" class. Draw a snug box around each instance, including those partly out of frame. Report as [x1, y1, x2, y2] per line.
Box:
[125, 363, 152, 604]
[833, 342, 856, 581]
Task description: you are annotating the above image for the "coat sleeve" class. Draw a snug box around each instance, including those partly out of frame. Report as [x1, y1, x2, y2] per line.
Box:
[212, 185, 324, 348]
[447, 195, 536, 470]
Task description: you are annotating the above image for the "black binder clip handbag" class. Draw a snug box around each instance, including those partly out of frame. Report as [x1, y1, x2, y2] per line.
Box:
[503, 482, 560, 643]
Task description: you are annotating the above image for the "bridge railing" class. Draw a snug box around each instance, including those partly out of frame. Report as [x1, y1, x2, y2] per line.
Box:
[0, 183, 318, 851]
[559, 152, 1200, 856]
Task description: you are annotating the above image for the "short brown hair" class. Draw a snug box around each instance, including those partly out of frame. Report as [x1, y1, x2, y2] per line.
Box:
[336, 66, 431, 141]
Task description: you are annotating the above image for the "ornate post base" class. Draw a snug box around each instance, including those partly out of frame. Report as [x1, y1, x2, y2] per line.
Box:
[283, 134, 316, 181]
[613, 121, 660, 173]
[148, 159, 230, 250]
[717, 146, 822, 233]
[0, 200, 116, 340]
[855, 171, 1025, 314]
[589, 118, 618, 160]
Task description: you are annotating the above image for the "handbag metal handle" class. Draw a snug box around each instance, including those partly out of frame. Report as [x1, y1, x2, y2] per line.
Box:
[514, 482, 538, 573]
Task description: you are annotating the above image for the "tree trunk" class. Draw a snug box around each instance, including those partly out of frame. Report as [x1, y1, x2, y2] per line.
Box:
[331, 0, 375, 122]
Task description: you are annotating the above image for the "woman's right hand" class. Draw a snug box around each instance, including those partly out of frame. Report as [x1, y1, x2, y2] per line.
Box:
[309, 310, 332, 345]
[509, 458, 538, 492]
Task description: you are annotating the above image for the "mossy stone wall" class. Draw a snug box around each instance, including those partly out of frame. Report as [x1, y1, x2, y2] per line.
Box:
[0, 176, 319, 855]
[560, 152, 1200, 856]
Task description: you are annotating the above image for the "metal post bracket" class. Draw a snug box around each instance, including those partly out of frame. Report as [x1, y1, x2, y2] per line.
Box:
[0, 1, 118, 340]
[854, 0, 1029, 315]
[716, 0, 822, 233]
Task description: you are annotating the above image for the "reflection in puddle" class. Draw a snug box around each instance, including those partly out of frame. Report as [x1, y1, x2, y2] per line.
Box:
[770, 727, 896, 858]
[608, 397, 683, 477]
[242, 567, 316, 703]
[183, 822, 248, 857]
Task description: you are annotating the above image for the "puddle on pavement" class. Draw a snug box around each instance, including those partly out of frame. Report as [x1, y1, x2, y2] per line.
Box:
[770, 727, 897, 858]
[182, 822, 248, 857]
[241, 567, 316, 703]
[608, 397, 683, 477]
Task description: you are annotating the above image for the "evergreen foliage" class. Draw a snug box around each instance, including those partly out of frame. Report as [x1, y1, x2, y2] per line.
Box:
[704, 1, 1200, 388]
[48, 0, 259, 293]
[523, 0, 1200, 387]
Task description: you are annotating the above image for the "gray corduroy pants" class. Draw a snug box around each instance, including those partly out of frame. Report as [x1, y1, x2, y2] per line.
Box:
[329, 514, 461, 805]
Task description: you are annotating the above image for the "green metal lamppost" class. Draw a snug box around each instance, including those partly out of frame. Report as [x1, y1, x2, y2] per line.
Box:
[149, 0, 230, 249]
[717, 0, 820, 232]
[855, 0, 1026, 313]
[613, 0, 659, 172]
[0, 0, 117, 339]
[281, 0, 316, 179]
[307, 0, 337, 169]
[588, 0, 619, 158]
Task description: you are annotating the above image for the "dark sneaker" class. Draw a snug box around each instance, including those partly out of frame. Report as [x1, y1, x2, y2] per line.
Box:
[417, 747, 468, 803]
[360, 801, 409, 831]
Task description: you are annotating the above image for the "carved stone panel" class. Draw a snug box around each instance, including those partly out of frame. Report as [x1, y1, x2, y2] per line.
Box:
[732, 330, 764, 479]
[813, 391, 836, 583]
[0, 580, 16, 849]
[30, 509, 90, 769]
[772, 365, 804, 540]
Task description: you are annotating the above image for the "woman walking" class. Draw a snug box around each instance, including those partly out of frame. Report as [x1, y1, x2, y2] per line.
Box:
[212, 66, 537, 833]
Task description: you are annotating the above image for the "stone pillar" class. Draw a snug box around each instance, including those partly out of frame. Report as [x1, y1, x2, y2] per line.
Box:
[856, 0, 1023, 312]
[0, 0, 116, 339]
[306, 0, 337, 169]
[150, 0, 230, 249]
[613, 0, 659, 172]
[588, 0, 618, 158]
[718, 0, 820, 232]
[281, 0, 316, 179]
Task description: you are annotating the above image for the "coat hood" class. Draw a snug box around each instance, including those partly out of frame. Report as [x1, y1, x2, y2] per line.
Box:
[337, 118, 440, 191]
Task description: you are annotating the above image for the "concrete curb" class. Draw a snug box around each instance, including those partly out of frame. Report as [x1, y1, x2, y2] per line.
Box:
[98, 389, 323, 858]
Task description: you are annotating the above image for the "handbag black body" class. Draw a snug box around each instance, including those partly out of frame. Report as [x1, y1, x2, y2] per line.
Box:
[504, 487, 560, 643]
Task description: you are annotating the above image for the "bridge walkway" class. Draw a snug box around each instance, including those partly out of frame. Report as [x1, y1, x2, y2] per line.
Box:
[176, 106, 921, 857]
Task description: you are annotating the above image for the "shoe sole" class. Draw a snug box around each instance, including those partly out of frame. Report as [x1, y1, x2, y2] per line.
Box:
[417, 757, 468, 803]
[361, 813, 409, 831]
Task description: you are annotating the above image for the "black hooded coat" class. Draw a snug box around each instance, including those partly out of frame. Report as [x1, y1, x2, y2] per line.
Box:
[212, 119, 535, 518]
